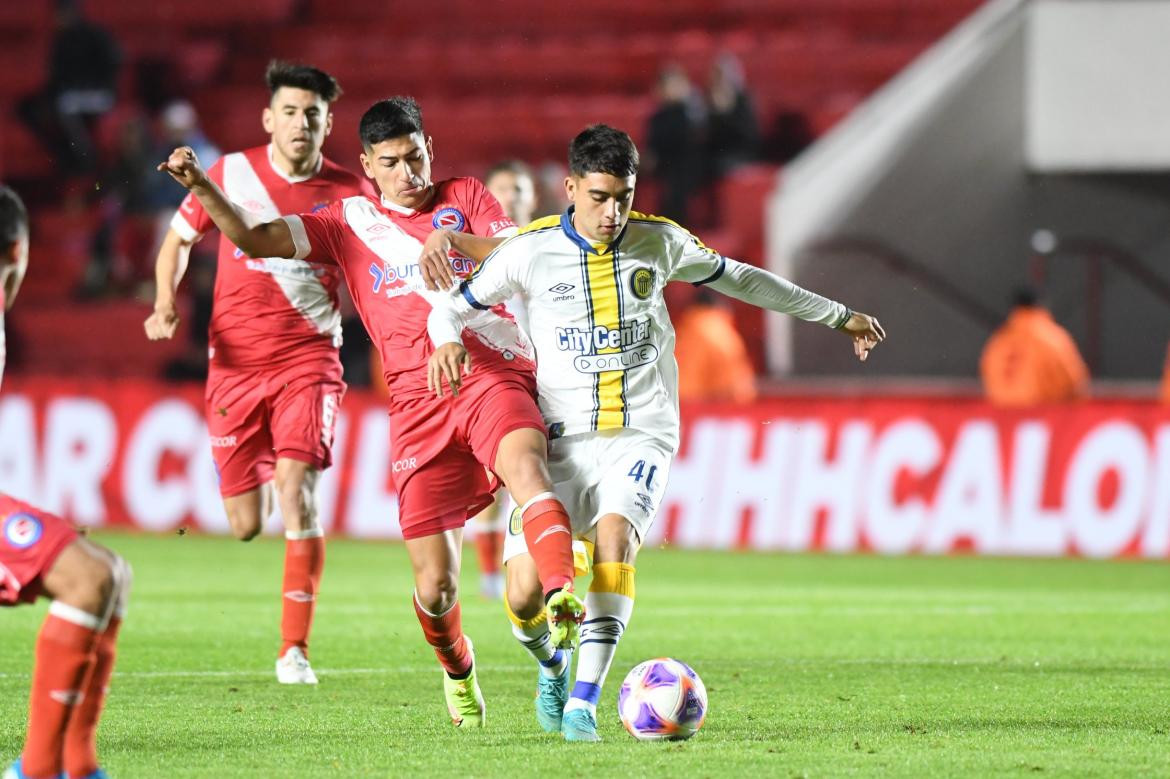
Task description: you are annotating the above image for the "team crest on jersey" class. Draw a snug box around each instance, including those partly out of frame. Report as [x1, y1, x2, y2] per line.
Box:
[3, 513, 43, 549]
[630, 267, 655, 300]
[432, 207, 466, 232]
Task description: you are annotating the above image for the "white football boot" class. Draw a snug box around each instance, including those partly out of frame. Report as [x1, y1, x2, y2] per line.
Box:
[276, 646, 319, 685]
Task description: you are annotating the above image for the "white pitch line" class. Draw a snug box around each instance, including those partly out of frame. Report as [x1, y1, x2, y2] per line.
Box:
[0, 664, 534, 681]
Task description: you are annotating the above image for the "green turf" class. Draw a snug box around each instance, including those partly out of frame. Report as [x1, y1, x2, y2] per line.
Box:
[2, 533, 1168, 777]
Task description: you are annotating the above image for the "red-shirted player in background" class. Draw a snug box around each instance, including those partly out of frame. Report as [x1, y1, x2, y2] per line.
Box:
[2, 185, 131, 779]
[143, 62, 371, 685]
[158, 97, 583, 728]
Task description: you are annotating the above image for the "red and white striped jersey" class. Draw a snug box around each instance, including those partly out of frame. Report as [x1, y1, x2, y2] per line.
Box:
[282, 177, 530, 400]
[171, 144, 372, 369]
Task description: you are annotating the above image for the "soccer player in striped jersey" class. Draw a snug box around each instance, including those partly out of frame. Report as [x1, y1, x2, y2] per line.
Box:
[2, 184, 131, 779]
[424, 124, 885, 741]
[144, 62, 371, 685]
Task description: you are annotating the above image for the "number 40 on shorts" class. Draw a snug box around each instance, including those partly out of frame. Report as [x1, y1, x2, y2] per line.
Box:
[627, 459, 658, 489]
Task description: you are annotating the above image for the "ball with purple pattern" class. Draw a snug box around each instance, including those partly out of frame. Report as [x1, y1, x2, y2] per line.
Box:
[618, 658, 708, 740]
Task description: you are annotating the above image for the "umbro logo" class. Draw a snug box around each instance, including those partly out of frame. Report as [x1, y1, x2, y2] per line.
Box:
[284, 590, 316, 603]
[366, 223, 394, 235]
[549, 283, 575, 295]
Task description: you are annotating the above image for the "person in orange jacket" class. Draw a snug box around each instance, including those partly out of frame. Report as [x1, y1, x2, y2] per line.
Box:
[675, 289, 758, 403]
[980, 288, 1089, 407]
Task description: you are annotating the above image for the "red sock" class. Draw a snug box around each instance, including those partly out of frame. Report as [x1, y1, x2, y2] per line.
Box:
[64, 616, 122, 779]
[22, 605, 101, 779]
[280, 534, 325, 658]
[520, 493, 575, 596]
[475, 529, 502, 576]
[413, 595, 472, 677]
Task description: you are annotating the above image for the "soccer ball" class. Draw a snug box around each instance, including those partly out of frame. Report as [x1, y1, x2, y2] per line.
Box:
[617, 658, 707, 741]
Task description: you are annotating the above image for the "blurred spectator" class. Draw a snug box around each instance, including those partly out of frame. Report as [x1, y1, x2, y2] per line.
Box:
[17, 0, 121, 176]
[485, 160, 536, 333]
[83, 102, 220, 299]
[534, 160, 569, 218]
[645, 64, 704, 224]
[980, 287, 1089, 407]
[485, 160, 536, 228]
[675, 289, 757, 403]
[705, 53, 760, 180]
[763, 109, 814, 164]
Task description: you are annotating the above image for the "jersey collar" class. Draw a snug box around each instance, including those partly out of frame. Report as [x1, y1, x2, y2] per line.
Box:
[560, 207, 627, 255]
[267, 144, 323, 184]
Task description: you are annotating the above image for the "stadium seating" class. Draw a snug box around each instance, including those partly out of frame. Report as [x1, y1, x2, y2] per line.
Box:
[0, 0, 982, 378]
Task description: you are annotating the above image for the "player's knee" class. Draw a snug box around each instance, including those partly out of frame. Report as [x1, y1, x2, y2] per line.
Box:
[66, 552, 118, 616]
[415, 569, 459, 614]
[275, 466, 318, 529]
[504, 450, 551, 497]
[227, 510, 262, 541]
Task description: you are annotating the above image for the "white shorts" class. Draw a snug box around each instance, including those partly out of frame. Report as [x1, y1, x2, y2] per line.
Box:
[503, 428, 673, 566]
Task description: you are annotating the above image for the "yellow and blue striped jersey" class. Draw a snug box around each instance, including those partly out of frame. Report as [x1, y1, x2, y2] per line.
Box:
[430, 208, 726, 451]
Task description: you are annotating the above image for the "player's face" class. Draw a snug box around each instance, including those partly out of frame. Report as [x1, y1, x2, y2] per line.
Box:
[486, 170, 535, 226]
[263, 87, 333, 168]
[566, 172, 636, 244]
[0, 233, 29, 310]
[361, 133, 435, 210]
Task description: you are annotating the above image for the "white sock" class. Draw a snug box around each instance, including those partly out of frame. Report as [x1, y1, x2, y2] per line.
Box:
[563, 561, 636, 711]
[512, 621, 569, 678]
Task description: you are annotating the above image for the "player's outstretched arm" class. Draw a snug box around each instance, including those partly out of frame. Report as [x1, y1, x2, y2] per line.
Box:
[707, 258, 886, 361]
[157, 146, 296, 261]
[144, 228, 194, 340]
[419, 229, 506, 291]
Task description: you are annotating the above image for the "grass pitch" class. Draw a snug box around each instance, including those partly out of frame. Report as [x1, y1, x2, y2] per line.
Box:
[1, 532, 1168, 777]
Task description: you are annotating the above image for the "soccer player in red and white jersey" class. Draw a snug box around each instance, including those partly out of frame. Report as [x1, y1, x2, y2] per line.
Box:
[1, 184, 131, 779]
[471, 160, 539, 601]
[143, 61, 371, 685]
[157, 97, 584, 728]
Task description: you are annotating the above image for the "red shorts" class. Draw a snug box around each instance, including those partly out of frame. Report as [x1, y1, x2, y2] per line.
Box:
[390, 370, 545, 540]
[206, 361, 345, 498]
[0, 494, 78, 607]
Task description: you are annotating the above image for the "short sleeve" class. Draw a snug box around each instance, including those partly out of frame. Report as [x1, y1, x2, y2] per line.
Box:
[170, 159, 223, 241]
[666, 223, 727, 285]
[282, 200, 347, 265]
[464, 177, 518, 238]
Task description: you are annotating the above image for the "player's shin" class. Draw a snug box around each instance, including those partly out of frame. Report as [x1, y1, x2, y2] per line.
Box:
[22, 603, 102, 779]
[564, 562, 636, 717]
[517, 493, 575, 596]
[413, 593, 472, 678]
[280, 527, 325, 658]
[64, 562, 128, 779]
[505, 593, 568, 678]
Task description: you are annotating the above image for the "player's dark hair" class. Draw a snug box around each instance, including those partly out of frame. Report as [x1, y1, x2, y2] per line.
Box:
[484, 159, 533, 185]
[0, 184, 29, 248]
[568, 124, 639, 178]
[265, 60, 342, 103]
[359, 97, 425, 149]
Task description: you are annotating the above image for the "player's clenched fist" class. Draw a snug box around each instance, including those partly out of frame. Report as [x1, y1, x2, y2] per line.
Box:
[428, 342, 472, 397]
[157, 146, 208, 190]
[144, 301, 180, 340]
[836, 311, 886, 362]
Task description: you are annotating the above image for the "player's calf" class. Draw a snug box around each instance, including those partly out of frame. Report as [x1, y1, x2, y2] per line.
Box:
[19, 540, 128, 779]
